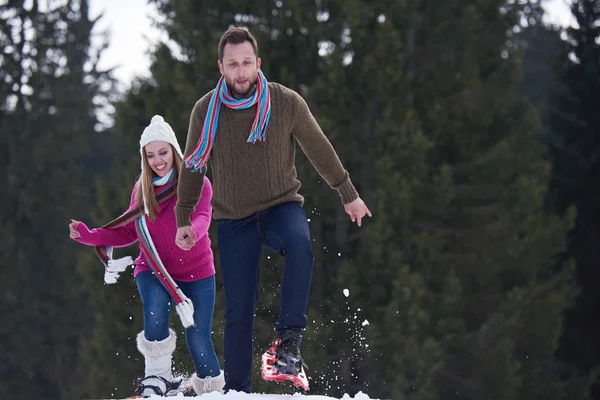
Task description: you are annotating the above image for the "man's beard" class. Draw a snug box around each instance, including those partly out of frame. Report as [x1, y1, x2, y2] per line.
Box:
[225, 74, 257, 97]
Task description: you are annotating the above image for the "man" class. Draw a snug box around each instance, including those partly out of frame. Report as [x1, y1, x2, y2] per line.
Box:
[174, 27, 371, 394]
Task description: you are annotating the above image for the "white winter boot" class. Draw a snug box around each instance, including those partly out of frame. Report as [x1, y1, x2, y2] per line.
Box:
[191, 370, 225, 395]
[135, 329, 177, 397]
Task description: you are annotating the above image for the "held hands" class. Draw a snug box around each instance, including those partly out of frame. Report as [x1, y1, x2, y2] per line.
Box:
[175, 226, 197, 251]
[69, 219, 81, 239]
[344, 197, 372, 227]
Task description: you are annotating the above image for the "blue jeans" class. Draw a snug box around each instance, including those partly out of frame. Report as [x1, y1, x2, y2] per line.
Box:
[215, 201, 314, 393]
[135, 271, 221, 378]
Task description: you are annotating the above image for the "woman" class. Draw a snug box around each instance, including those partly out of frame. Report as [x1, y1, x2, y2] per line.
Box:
[69, 115, 224, 397]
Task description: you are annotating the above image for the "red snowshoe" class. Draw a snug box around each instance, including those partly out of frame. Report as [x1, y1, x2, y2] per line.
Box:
[261, 331, 309, 391]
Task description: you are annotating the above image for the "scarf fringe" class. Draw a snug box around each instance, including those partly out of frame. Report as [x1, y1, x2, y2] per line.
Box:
[104, 256, 134, 284]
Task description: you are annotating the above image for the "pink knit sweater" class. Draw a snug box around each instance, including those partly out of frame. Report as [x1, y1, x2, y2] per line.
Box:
[74, 176, 215, 282]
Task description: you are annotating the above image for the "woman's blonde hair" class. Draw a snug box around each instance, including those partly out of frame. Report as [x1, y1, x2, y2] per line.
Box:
[135, 144, 182, 221]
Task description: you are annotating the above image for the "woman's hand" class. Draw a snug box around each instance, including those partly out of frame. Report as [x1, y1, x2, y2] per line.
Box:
[69, 219, 81, 239]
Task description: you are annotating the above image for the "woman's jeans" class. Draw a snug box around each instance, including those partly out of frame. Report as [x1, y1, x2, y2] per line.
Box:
[136, 271, 220, 378]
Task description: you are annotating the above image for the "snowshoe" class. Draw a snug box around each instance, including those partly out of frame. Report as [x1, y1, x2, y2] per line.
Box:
[261, 330, 309, 390]
[132, 375, 179, 398]
[175, 376, 197, 397]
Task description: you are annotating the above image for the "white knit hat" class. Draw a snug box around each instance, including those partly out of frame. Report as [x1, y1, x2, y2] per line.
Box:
[139, 115, 184, 214]
[140, 115, 184, 159]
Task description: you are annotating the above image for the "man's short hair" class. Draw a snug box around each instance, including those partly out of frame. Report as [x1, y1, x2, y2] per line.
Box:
[218, 27, 259, 60]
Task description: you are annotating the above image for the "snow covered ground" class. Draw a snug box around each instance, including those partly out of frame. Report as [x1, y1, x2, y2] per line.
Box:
[168, 392, 377, 399]
[101, 390, 380, 399]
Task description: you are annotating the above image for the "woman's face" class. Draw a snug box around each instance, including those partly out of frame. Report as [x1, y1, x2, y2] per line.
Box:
[145, 141, 173, 177]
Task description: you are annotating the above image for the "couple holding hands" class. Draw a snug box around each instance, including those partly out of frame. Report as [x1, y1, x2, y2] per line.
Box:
[69, 27, 371, 397]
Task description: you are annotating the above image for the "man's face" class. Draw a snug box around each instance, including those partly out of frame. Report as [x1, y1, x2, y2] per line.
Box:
[218, 41, 261, 97]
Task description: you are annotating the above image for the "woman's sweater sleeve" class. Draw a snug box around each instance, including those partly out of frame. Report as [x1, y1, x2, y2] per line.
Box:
[73, 183, 139, 247]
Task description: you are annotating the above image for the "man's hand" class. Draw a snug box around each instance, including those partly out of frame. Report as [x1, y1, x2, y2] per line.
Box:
[175, 226, 196, 250]
[344, 197, 372, 227]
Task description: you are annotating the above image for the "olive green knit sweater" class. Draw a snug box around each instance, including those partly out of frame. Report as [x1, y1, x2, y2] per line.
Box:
[175, 82, 358, 227]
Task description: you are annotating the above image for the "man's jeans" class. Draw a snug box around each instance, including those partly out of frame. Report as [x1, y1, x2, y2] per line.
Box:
[136, 271, 221, 378]
[216, 201, 314, 393]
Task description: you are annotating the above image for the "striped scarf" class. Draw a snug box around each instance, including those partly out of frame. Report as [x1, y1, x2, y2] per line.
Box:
[184, 70, 271, 172]
[94, 169, 195, 328]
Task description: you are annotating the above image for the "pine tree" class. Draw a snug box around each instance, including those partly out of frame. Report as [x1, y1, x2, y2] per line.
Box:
[383, 0, 588, 398]
[0, 0, 115, 398]
[303, 0, 589, 398]
[545, 0, 600, 397]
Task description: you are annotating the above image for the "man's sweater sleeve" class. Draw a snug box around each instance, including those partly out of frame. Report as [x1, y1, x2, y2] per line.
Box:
[290, 90, 359, 204]
[190, 176, 213, 240]
[175, 99, 208, 228]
